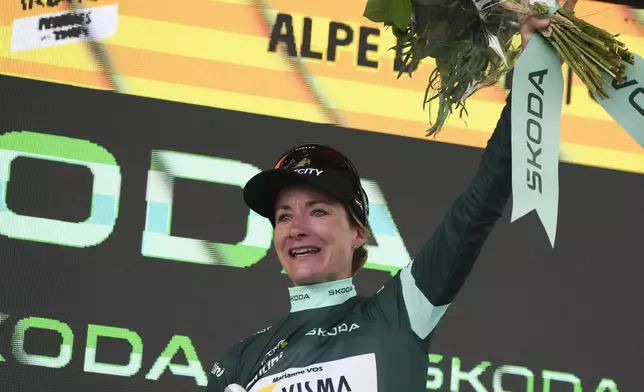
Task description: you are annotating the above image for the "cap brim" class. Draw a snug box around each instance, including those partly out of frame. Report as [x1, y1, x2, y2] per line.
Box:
[243, 169, 355, 224]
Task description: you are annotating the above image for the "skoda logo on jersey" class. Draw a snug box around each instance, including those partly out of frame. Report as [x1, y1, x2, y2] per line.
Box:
[290, 294, 310, 302]
[328, 286, 353, 296]
[306, 323, 360, 337]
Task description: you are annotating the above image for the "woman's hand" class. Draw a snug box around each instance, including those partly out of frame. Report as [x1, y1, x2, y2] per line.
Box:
[520, 0, 579, 50]
[224, 384, 247, 392]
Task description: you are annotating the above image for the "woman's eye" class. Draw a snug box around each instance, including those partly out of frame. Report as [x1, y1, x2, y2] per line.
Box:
[311, 209, 328, 217]
[276, 213, 291, 222]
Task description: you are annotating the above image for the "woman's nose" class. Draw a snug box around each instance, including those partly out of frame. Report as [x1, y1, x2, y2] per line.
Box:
[287, 215, 309, 239]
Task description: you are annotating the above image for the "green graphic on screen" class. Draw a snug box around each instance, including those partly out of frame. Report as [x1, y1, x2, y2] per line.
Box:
[0, 313, 622, 391]
[12, 317, 74, 369]
[0, 131, 121, 248]
[145, 335, 208, 386]
[85, 325, 143, 377]
[0, 131, 412, 274]
[142, 150, 273, 267]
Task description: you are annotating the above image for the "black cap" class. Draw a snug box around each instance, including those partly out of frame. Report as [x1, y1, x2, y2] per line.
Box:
[243, 144, 369, 226]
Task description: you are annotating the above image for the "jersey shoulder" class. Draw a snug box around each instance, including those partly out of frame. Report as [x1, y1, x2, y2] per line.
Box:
[210, 324, 276, 380]
[233, 323, 278, 356]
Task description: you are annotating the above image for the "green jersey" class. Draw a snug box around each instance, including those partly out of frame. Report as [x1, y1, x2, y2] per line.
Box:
[206, 97, 513, 392]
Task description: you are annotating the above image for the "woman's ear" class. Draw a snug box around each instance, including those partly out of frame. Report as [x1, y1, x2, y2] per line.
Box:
[352, 226, 368, 248]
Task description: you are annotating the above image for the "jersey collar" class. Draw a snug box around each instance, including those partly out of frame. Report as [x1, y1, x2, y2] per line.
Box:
[288, 278, 356, 313]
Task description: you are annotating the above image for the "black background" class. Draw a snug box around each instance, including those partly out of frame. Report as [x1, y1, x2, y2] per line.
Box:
[0, 75, 643, 391]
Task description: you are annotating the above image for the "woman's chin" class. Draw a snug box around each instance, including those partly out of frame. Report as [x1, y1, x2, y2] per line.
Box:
[290, 273, 323, 286]
[288, 268, 329, 286]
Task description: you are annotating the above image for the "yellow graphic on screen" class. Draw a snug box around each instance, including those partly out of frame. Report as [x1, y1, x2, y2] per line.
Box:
[0, 0, 642, 174]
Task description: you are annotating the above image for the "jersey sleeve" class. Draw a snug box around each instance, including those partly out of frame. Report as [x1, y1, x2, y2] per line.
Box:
[206, 344, 242, 392]
[369, 93, 513, 349]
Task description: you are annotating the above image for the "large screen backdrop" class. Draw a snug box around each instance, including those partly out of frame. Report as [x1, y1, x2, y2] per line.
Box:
[1, 1, 643, 391]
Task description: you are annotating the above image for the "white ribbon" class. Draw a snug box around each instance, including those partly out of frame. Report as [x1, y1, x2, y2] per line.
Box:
[511, 34, 564, 247]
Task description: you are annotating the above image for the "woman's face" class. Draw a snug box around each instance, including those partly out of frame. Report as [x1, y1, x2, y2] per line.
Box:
[273, 185, 366, 286]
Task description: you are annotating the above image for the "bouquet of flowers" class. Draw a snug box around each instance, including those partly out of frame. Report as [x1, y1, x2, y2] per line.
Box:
[362, 0, 636, 136]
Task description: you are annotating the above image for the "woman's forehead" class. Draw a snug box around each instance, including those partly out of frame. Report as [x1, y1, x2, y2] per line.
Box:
[275, 185, 338, 206]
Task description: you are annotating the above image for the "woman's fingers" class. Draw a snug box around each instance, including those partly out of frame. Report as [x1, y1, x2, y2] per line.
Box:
[563, 0, 579, 12]
[520, 14, 552, 49]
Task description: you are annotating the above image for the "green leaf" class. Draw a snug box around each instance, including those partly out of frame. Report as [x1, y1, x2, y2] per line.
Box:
[532, 1, 550, 16]
[363, 0, 413, 31]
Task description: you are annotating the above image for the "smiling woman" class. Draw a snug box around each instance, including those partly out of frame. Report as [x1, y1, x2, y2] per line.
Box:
[204, 11, 571, 392]
[207, 131, 509, 392]
[273, 185, 368, 285]
[207, 131, 512, 392]
[244, 144, 371, 286]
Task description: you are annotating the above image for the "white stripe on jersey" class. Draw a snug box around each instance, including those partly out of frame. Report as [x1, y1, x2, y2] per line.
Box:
[400, 260, 450, 339]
